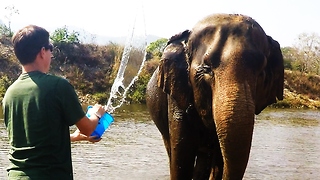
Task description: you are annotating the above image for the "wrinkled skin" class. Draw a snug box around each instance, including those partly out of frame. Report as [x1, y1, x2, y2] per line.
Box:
[146, 13, 284, 180]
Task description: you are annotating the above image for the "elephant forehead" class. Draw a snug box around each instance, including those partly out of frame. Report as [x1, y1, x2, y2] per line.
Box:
[195, 13, 256, 28]
[191, 14, 265, 43]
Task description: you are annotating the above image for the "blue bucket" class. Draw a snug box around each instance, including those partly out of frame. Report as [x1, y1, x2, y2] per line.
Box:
[86, 106, 114, 138]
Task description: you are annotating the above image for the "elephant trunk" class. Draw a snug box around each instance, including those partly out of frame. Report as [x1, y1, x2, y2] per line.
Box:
[213, 80, 255, 179]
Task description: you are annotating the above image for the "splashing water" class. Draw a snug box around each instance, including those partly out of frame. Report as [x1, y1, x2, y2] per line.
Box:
[105, 2, 147, 113]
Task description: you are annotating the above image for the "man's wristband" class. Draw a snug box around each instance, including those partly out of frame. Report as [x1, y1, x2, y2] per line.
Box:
[94, 112, 101, 119]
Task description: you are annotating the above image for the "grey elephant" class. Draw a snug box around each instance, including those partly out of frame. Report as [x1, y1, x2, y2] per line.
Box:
[146, 13, 284, 180]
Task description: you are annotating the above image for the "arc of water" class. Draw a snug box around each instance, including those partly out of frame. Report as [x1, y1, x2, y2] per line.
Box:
[105, 2, 147, 113]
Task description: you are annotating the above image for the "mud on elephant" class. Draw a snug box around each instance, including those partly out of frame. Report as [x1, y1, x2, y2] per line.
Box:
[146, 13, 284, 180]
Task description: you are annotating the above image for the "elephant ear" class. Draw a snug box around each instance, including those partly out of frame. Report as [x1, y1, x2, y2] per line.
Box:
[255, 35, 284, 114]
[157, 30, 191, 110]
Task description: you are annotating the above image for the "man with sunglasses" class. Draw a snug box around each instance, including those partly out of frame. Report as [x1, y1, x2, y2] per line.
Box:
[2, 25, 105, 179]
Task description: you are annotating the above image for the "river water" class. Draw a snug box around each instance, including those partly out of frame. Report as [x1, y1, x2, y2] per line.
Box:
[0, 105, 319, 180]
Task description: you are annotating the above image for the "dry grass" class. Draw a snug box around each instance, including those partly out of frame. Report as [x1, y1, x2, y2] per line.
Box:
[1, 35, 320, 108]
[272, 70, 320, 109]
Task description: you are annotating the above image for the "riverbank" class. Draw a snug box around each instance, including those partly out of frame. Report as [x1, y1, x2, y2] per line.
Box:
[277, 70, 320, 109]
[77, 87, 320, 110]
[77, 70, 320, 110]
[279, 88, 320, 109]
[1, 36, 320, 109]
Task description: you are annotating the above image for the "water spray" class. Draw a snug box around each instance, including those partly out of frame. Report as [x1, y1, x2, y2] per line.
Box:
[87, 1, 147, 138]
[105, 4, 147, 113]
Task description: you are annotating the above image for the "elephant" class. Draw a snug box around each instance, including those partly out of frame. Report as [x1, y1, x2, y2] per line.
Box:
[146, 13, 284, 180]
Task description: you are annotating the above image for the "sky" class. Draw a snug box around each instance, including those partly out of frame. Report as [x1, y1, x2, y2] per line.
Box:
[0, 0, 319, 47]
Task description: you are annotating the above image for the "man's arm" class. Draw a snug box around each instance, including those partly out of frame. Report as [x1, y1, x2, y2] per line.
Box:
[70, 128, 101, 142]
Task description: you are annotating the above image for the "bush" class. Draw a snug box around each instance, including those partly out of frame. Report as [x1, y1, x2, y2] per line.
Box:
[92, 92, 109, 104]
[284, 70, 320, 101]
[127, 69, 151, 103]
[0, 75, 13, 101]
[0, 24, 12, 37]
[50, 26, 80, 44]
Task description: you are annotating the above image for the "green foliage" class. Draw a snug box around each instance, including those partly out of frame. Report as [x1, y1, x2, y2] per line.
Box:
[291, 32, 320, 74]
[0, 24, 12, 37]
[146, 38, 167, 60]
[0, 75, 13, 101]
[125, 40, 162, 103]
[283, 58, 292, 70]
[50, 26, 80, 44]
[281, 33, 320, 75]
[92, 92, 109, 104]
[127, 69, 151, 103]
[2, 5, 19, 37]
[281, 47, 294, 70]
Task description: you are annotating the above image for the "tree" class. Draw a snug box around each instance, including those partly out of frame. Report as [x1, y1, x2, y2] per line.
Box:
[3, 5, 19, 37]
[0, 24, 11, 37]
[50, 26, 80, 44]
[292, 32, 320, 74]
[146, 38, 167, 60]
[281, 47, 295, 70]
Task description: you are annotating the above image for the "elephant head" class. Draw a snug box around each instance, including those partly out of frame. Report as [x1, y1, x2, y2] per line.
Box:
[155, 13, 284, 179]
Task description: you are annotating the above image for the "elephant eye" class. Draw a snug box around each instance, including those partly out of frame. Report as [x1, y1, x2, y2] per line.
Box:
[202, 64, 213, 75]
[195, 64, 213, 85]
[195, 64, 212, 74]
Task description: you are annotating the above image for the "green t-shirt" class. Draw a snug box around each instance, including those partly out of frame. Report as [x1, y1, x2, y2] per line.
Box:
[3, 71, 85, 180]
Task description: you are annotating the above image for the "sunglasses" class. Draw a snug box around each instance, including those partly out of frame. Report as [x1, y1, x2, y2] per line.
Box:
[43, 43, 53, 52]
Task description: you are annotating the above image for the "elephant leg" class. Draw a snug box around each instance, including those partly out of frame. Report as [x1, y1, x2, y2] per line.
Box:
[193, 131, 223, 180]
[209, 142, 223, 180]
[193, 148, 213, 180]
[168, 97, 197, 180]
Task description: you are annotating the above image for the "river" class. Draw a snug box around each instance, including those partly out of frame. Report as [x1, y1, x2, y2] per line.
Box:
[0, 105, 319, 180]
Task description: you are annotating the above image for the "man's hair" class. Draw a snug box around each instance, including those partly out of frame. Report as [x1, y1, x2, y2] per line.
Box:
[12, 25, 50, 65]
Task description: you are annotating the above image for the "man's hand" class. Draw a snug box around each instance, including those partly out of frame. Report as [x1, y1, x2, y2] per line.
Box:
[70, 129, 102, 143]
[89, 104, 106, 119]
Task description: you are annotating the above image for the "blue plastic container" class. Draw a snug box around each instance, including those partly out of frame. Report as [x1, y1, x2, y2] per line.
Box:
[86, 105, 114, 138]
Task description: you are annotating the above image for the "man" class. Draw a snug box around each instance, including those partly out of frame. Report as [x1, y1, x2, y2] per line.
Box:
[2, 25, 105, 179]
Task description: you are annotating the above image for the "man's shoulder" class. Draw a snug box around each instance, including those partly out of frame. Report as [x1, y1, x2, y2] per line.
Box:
[43, 74, 70, 85]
